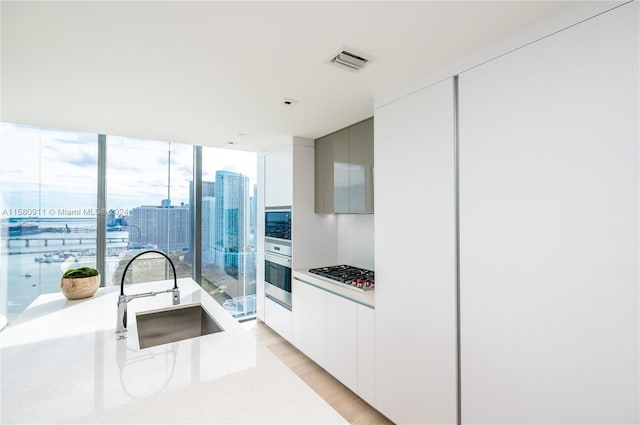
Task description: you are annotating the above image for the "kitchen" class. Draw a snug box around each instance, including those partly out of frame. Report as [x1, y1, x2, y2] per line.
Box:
[1, 1, 638, 424]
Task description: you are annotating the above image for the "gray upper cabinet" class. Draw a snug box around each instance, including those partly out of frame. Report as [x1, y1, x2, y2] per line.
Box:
[348, 118, 374, 213]
[315, 128, 345, 213]
[333, 128, 350, 214]
[315, 118, 374, 214]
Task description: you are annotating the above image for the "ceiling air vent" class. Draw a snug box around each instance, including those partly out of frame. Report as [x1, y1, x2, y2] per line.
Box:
[327, 48, 373, 72]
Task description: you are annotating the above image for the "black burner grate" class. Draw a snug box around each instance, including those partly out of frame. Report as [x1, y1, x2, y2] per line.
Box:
[308, 265, 375, 289]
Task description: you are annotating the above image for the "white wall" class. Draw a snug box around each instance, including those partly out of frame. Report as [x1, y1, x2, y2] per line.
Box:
[336, 214, 374, 270]
[291, 138, 340, 271]
[375, 1, 625, 109]
[458, 3, 638, 423]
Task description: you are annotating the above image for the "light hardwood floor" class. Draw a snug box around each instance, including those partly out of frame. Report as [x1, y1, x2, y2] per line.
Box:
[242, 319, 393, 425]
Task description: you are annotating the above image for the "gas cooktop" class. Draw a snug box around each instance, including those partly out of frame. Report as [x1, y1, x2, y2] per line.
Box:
[307, 265, 375, 291]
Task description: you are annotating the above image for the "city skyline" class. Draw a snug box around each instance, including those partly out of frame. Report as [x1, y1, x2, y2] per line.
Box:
[1, 122, 259, 320]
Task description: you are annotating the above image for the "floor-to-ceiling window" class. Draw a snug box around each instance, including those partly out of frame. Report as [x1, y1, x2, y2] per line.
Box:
[0, 123, 98, 321]
[0, 123, 257, 322]
[106, 137, 193, 286]
[200, 147, 257, 319]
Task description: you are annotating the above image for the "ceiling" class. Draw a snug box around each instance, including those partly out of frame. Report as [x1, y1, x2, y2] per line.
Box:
[1, 1, 574, 152]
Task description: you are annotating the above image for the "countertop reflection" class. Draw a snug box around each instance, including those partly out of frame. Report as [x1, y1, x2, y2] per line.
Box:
[1, 278, 346, 424]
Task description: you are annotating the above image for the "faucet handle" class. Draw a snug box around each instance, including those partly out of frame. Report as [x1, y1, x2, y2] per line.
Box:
[172, 288, 180, 305]
[116, 295, 128, 339]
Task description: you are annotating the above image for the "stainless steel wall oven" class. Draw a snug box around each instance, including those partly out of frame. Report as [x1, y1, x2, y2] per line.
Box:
[264, 251, 292, 310]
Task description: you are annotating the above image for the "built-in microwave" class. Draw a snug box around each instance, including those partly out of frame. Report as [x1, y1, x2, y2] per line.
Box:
[264, 251, 292, 310]
[265, 208, 291, 242]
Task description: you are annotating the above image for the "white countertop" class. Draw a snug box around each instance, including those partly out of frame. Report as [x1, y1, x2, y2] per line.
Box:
[293, 270, 375, 308]
[0, 278, 347, 424]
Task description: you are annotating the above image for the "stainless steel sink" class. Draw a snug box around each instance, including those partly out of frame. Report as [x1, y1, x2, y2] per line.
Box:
[136, 303, 224, 349]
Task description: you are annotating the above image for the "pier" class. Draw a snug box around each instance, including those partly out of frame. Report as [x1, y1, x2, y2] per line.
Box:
[6, 237, 128, 248]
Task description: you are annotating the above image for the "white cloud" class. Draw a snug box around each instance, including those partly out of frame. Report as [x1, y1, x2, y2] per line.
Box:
[1, 123, 258, 211]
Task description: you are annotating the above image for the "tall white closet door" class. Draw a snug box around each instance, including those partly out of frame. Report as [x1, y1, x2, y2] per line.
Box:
[374, 78, 456, 424]
[458, 4, 639, 424]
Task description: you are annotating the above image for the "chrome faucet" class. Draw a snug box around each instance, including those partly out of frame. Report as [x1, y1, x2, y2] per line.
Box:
[115, 250, 180, 340]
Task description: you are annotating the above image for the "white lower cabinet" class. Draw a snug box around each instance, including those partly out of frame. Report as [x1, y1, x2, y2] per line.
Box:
[325, 294, 358, 392]
[357, 304, 375, 405]
[264, 297, 292, 341]
[293, 277, 375, 405]
[294, 279, 326, 367]
[291, 279, 303, 348]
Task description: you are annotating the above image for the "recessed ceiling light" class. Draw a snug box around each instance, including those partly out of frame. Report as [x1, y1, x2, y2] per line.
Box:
[282, 98, 299, 107]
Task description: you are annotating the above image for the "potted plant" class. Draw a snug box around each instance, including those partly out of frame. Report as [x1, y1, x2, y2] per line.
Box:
[60, 267, 100, 300]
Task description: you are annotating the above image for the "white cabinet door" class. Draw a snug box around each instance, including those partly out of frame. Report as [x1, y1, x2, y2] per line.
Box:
[374, 77, 457, 424]
[278, 146, 293, 206]
[264, 146, 293, 207]
[357, 304, 375, 406]
[459, 4, 638, 424]
[325, 293, 358, 392]
[264, 297, 292, 341]
[299, 281, 326, 367]
[264, 152, 279, 207]
[291, 278, 303, 348]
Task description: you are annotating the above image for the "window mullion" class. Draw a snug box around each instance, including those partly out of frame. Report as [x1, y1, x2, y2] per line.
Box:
[97, 134, 107, 286]
[192, 145, 202, 283]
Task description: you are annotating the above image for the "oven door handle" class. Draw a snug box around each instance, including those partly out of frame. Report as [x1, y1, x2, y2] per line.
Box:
[265, 293, 292, 311]
[264, 252, 292, 268]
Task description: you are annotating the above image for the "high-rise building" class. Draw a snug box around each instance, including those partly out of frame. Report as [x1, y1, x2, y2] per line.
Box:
[202, 196, 216, 265]
[188, 180, 215, 262]
[250, 184, 257, 244]
[213, 171, 255, 297]
[189, 180, 215, 206]
[128, 201, 190, 254]
[203, 181, 215, 198]
[214, 171, 247, 274]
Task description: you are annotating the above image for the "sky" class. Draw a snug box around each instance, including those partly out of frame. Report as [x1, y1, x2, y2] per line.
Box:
[0, 122, 257, 216]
